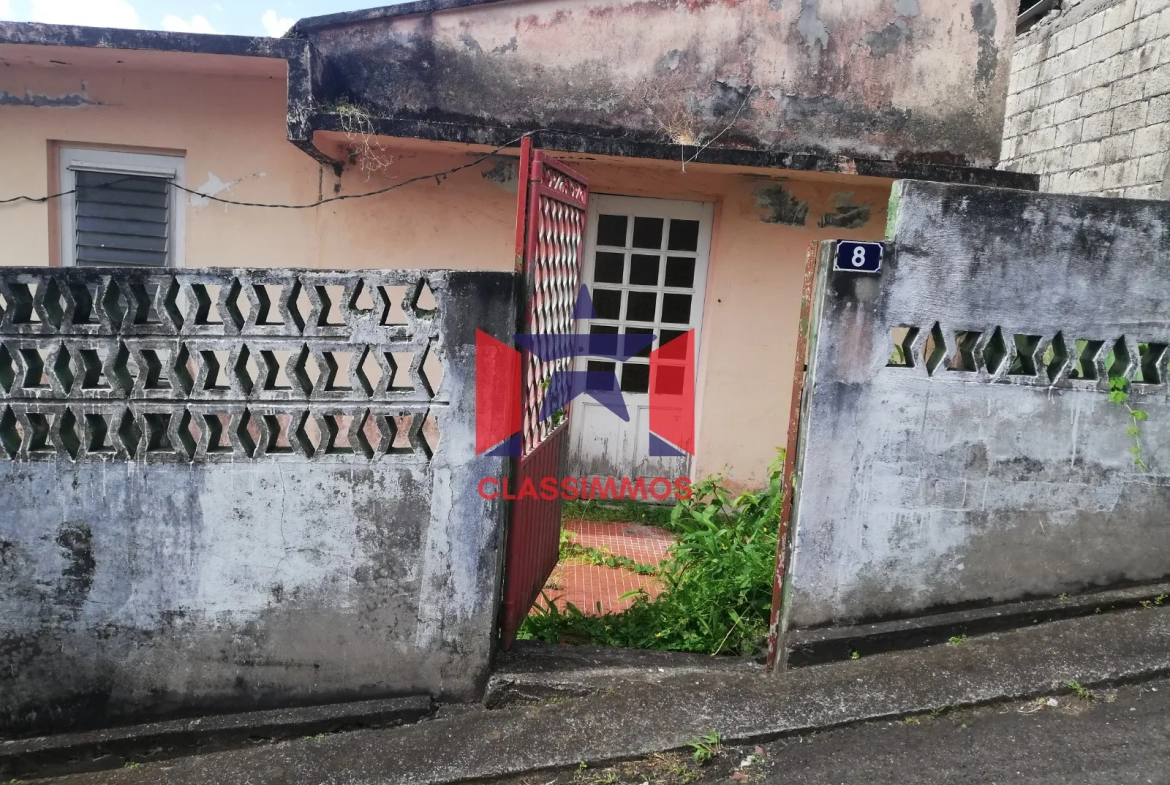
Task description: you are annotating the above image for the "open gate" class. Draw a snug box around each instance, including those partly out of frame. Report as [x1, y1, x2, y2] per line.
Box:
[499, 138, 590, 648]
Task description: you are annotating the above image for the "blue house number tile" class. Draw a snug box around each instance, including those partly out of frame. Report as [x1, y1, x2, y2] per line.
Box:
[834, 241, 883, 274]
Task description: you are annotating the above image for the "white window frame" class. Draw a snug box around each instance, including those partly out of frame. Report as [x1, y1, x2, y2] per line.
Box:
[58, 147, 186, 268]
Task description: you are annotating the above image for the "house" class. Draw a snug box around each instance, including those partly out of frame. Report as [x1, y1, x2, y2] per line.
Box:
[0, 0, 1035, 491]
[1001, 0, 1170, 199]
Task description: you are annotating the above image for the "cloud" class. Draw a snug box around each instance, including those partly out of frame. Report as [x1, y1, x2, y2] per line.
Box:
[28, 0, 142, 27]
[260, 9, 294, 37]
[160, 14, 219, 34]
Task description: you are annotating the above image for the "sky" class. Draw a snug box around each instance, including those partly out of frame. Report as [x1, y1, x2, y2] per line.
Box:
[0, 0, 404, 37]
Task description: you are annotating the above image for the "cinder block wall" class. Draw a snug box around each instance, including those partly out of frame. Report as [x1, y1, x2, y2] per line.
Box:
[1000, 0, 1170, 198]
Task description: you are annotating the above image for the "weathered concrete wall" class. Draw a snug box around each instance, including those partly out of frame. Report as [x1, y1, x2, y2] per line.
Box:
[0, 266, 517, 735]
[306, 0, 1017, 167]
[786, 179, 1170, 629]
[1001, 0, 1170, 198]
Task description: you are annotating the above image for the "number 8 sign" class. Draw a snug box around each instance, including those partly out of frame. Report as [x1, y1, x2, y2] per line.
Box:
[833, 241, 883, 274]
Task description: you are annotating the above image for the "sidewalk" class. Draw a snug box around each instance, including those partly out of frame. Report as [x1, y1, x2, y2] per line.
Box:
[34, 604, 1170, 785]
[543, 519, 674, 614]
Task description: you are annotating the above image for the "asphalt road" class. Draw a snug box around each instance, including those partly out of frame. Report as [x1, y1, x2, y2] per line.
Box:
[513, 676, 1170, 785]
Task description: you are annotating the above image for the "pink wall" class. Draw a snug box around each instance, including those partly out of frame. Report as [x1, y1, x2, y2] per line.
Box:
[0, 51, 889, 486]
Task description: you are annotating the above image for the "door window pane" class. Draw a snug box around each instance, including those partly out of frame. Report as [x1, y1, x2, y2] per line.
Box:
[665, 257, 696, 288]
[632, 217, 664, 249]
[655, 365, 685, 395]
[597, 215, 628, 247]
[625, 327, 655, 359]
[659, 330, 689, 359]
[593, 289, 622, 320]
[667, 219, 700, 252]
[594, 252, 625, 284]
[629, 254, 660, 286]
[586, 360, 617, 392]
[661, 293, 691, 324]
[620, 363, 650, 394]
[626, 291, 657, 322]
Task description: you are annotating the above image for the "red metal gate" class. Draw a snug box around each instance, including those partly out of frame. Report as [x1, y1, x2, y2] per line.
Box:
[499, 138, 589, 648]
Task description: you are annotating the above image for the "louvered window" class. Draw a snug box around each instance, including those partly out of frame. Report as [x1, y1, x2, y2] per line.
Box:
[59, 148, 184, 268]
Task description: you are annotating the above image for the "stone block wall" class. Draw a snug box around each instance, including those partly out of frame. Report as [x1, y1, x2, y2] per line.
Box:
[1001, 0, 1170, 198]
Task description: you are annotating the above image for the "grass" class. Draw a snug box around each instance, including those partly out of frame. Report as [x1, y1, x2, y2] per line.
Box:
[558, 531, 659, 576]
[687, 731, 723, 765]
[563, 498, 675, 527]
[519, 452, 784, 657]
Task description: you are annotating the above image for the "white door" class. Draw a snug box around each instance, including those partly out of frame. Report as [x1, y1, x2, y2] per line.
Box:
[567, 195, 713, 484]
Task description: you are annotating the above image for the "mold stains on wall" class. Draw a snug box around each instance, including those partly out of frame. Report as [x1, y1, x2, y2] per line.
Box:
[970, 0, 1000, 90]
[756, 184, 810, 226]
[480, 157, 518, 189]
[53, 523, 95, 610]
[819, 192, 871, 229]
[863, 19, 911, 57]
[0, 82, 98, 107]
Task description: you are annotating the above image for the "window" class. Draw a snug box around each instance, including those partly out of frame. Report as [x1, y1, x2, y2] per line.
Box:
[58, 147, 185, 268]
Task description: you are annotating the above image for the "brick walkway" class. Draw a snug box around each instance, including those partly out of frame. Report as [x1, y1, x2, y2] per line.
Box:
[539, 520, 675, 616]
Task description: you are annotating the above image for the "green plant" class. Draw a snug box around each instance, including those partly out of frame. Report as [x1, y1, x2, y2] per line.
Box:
[1067, 680, 1094, 700]
[1155, 594, 1167, 606]
[563, 498, 676, 527]
[589, 772, 620, 785]
[901, 716, 921, 725]
[559, 530, 660, 576]
[850, 650, 860, 660]
[520, 451, 785, 656]
[123, 762, 142, 770]
[948, 635, 967, 646]
[687, 731, 723, 765]
[1109, 375, 1148, 470]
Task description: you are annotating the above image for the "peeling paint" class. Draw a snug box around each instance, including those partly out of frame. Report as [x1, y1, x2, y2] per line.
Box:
[894, 0, 920, 16]
[795, 0, 829, 57]
[864, 18, 910, 57]
[491, 36, 518, 54]
[0, 81, 97, 107]
[819, 191, 871, 229]
[756, 184, 809, 226]
[188, 171, 267, 209]
[459, 32, 483, 53]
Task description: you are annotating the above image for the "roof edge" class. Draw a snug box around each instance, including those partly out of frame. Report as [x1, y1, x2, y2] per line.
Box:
[309, 113, 1041, 191]
[292, 0, 518, 34]
[0, 21, 303, 59]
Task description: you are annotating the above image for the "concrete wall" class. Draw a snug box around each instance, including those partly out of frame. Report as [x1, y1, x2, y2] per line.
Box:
[0, 266, 517, 735]
[0, 52, 893, 487]
[786, 179, 1170, 629]
[307, 0, 1017, 168]
[1001, 0, 1170, 198]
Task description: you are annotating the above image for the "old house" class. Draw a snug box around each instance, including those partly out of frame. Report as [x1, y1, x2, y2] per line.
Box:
[1, 0, 1032, 489]
[0, 0, 1035, 734]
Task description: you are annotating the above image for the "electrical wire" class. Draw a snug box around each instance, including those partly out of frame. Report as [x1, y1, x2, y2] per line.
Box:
[0, 132, 534, 209]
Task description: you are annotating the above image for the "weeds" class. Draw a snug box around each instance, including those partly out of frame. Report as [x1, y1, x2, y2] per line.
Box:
[520, 452, 784, 656]
[559, 530, 659, 576]
[948, 635, 967, 646]
[1067, 680, 1094, 700]
[1108, 375, 1148, 470]
[687, 731, 723, 765]
[563, 499, 675, 527]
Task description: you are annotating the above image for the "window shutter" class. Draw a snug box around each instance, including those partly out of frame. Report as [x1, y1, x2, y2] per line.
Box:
[74, 170, 171, 268]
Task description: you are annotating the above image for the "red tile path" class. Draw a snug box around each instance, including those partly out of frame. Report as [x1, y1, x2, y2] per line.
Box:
[537, 519, 675, 616]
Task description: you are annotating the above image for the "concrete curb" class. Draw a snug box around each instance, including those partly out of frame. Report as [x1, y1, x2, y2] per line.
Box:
[28, 606, 1170, 785]
[0, 695, 432, 780]
[786, 580, 1170, 666]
